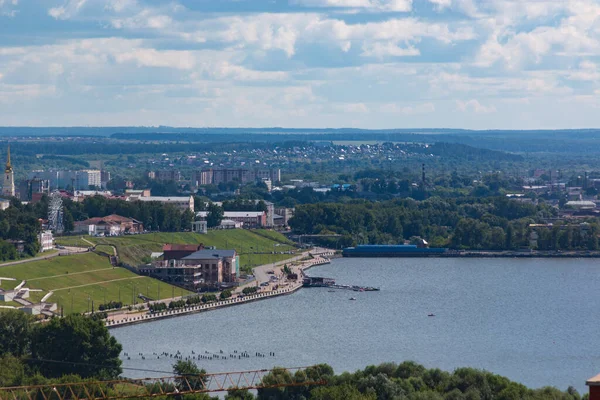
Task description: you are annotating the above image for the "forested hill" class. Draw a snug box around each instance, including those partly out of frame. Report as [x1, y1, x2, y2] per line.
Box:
[1, 127, 600, 153]
[409, 143, 524, 162]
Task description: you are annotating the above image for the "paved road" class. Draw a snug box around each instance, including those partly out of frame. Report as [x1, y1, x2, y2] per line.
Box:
[245, 251, 311, 291]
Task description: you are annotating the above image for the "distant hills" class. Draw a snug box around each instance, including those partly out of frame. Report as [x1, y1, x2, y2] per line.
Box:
[1, 127, 600, 154]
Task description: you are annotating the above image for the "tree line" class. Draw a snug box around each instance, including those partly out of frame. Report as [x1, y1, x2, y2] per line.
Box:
[289, 196, 600, 251]
[0, 310, 584, 400]
[0, 198, 46, 260]
[62, 195, 195, 233]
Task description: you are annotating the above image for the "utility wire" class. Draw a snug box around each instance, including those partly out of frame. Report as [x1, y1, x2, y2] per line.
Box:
[24, 357, 182, 376]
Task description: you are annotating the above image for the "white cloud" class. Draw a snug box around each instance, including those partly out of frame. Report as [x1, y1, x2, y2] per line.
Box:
[361, 41, 420, 57]
[111, 9, 172, 29]
[380, 102, 435, 114]
[0, 0, 18, 17]
[114, 48, 195, 70]
[474, 0, 600, 69]
[0, 83, 56, 104]
[456, 99, 496, 114]
[294, 0, 412, 12]
[567, 61, 600, 81]
[48, 0, 87, 20]
[105, 0, 136, 13]
[428, 0, 451, 11]
[333, 102, 369, 113]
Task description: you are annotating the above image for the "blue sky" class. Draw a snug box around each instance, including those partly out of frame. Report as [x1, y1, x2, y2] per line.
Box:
[0, 0, 599, 129]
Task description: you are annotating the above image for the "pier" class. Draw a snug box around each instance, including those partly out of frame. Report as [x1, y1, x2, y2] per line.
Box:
[302, 276, 380, 292]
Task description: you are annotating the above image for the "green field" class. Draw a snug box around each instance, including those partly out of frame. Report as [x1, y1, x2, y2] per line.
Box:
[0, 252, 191, 314]
[56, 230, 298, 271]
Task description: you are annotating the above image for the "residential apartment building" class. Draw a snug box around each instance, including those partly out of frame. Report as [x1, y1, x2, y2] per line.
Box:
[156, 170, 181, 182]
[100, 171, 111, 188]
[19, 178, 50, 201]
[27, 169, 102, 190]
[192, 168, 281, 186]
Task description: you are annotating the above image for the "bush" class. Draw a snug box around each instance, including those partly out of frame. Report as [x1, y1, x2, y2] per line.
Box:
[220, 290, 232, 300]
[98, 301, 123, 311]
[242, 286, 258, 295]
[149, 303, 167, 313]
[202, 294, 217, 303]
[168, 300, 186, 309]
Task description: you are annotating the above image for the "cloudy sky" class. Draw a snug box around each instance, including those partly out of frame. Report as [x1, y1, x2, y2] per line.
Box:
[0, 0, 599, 129]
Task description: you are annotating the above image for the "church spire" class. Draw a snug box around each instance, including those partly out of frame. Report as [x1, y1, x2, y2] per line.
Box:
[5, 145, 11, 172]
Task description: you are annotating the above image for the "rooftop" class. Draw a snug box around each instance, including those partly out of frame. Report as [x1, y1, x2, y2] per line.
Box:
[196, 211, 265, 217]
[182, 249, 236, 260]
[135, 196, 192, 202]
[163, 244, 204, 252]
[587, 373, 600, 386]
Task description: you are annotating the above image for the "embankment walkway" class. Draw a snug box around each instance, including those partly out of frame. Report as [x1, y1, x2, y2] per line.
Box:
[105, 252, 332, 329]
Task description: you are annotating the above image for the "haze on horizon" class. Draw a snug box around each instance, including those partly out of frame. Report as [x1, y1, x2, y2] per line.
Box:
[0, 0, 599, 130]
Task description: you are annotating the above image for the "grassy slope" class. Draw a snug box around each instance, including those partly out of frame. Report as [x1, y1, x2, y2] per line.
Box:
[56, 230, 299, 271]
[0, 252, 191, 314]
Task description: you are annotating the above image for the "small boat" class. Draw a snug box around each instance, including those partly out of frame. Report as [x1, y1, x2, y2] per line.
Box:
[428, 313, 435, 317]
[349, 297, 356, 301]
[327, 290, 335, 293]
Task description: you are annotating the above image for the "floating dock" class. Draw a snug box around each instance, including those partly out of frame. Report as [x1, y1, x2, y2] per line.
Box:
[302, 276, 379, 291]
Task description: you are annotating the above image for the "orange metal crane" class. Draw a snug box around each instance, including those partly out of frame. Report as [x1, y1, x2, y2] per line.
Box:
[0, 366, 327, 400]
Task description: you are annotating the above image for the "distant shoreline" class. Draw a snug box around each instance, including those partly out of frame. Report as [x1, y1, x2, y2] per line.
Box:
[343, 250, 600, 258]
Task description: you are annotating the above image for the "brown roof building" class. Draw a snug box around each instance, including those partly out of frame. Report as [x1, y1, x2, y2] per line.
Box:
[74, 214, 143, 236]
[162, 244, 204, 261]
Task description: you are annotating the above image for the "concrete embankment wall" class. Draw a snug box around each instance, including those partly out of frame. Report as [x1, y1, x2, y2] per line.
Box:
[106, 257, 331, 329]
[106, 284, 303, 329]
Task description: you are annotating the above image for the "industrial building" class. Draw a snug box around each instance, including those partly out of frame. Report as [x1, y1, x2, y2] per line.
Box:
[195, 211, 267, 228]
[130, 195, 194, 212]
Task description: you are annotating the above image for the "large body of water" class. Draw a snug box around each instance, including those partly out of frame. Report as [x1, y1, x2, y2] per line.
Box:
[112, 257, 600, 393]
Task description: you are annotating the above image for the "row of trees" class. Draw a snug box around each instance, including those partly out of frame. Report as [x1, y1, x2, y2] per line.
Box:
[0, 198, 45, 259]
[0, 309, 584, 399]
[63, 196, 195, 232]
[0, 311, 122, 385]
[289, 196, 600, 251]
[202, 360, 583, 400]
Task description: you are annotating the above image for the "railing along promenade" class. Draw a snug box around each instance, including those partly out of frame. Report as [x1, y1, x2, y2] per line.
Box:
[106, 256, 330, 329]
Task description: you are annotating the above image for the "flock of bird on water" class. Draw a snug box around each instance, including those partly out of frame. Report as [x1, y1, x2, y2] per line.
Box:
[122, 350, 276, 361]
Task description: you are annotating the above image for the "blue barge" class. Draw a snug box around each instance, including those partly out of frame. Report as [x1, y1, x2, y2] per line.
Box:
[342, 244, 447, 257]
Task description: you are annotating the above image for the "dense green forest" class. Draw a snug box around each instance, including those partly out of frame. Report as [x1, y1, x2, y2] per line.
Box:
[0, 311, 585, 400]
[289, 197, 600, 251]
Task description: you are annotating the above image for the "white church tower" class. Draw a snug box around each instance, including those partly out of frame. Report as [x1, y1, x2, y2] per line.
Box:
[2, 145, 15, 197]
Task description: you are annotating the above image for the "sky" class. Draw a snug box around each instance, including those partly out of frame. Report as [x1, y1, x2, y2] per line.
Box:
[0, 0, 599, 129]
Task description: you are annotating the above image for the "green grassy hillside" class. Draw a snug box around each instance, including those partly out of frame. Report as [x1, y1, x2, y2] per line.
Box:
[0, 252, 191, 314]
[56, 230, 299, 271]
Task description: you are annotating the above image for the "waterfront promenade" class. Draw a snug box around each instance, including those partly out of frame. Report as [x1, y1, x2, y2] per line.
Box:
[105, 249, 334, 328]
